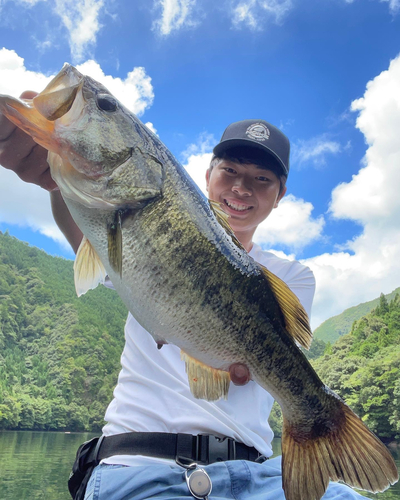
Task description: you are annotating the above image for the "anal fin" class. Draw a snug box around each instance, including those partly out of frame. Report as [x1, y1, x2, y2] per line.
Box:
[181, 350, 231, 401]
[74, 236, 106, 296]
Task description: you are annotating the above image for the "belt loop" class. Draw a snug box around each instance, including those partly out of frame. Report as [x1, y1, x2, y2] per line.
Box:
[229, 438, 236, 460]
[176, 433, 198, 467]
[93, 435, 105, 463]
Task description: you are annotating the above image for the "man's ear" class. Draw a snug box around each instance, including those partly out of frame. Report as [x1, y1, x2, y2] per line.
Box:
[205, 168, 211, 192]
[274, 185, 287, 208]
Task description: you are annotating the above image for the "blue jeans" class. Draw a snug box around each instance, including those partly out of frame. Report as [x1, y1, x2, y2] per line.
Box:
[83, 456, 369, 499]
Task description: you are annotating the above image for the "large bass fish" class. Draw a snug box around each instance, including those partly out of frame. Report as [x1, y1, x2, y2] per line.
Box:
[0, 64, 397, 500]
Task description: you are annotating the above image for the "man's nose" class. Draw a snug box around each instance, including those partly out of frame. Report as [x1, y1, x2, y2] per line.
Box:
[232, 176, 252, 196]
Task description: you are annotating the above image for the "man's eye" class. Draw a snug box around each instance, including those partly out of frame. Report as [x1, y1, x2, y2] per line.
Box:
[256, 176, 270, 182]
[224, 168, 236, 174]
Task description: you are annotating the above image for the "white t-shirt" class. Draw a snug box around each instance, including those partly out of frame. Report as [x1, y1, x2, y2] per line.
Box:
[102, 243, 315, 466]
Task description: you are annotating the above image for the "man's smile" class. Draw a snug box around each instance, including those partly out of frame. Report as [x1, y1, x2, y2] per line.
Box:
[223, 198, 254, 213]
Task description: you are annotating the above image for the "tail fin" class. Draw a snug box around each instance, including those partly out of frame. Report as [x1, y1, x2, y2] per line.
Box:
[282, 401, 399, 500]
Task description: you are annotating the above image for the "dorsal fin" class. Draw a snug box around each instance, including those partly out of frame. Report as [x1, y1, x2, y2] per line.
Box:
[208, 200, 245, 251]
[260, 264, 312, 349]
[74, 236, 106, 296]
[209, 199, 312, 349]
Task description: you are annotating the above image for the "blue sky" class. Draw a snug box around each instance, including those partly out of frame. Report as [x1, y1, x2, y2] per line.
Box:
[0, 0, 400, 328]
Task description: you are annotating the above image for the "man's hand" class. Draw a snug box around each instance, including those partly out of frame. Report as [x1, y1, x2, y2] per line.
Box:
[0, 91, 57, 191]
[229, 363, 251, 386]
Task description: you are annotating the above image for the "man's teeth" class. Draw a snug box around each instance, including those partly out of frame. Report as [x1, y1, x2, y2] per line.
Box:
[225, 200, 251, 212]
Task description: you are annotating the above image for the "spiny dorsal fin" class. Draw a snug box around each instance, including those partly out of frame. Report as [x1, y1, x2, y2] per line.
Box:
[74, 236, 106, 297]
[181, 350, 231, 401]
[208, 200, 245, 251]
[260, 264, 312, 349]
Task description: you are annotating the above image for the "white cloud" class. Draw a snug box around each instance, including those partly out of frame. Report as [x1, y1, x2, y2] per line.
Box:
[153, 0, 197, 35]
[75, 60, 154, 115]
[182, 133, 216, 195]
[184, 151, 213, 195]
[254, 194, 325, 249]
[10, 0, 106, 62]
[145, 122, 158, 135]
[292, 136, 342, 168]
[0, 48, 51, 96]
[182, 132, 216, 161]
[54, 0, 105, 62]
[304, 54, 400, 329]
[0, 48, 154, 250]
[231, 0, 293, 30]
[0, 169, 70, 250]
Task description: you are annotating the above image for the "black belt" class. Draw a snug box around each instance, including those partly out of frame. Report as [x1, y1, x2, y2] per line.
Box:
[68, 432, 267, 499]
[91, 432, 266, 466]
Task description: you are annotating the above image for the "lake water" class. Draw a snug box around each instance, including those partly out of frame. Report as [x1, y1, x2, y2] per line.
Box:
[0, 431, 398, 500]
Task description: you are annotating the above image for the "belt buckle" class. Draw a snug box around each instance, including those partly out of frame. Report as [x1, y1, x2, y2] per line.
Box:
[208, 435, 236, 463]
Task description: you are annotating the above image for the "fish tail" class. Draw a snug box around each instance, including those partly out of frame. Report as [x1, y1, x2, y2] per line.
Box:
[281, 398, 398, 500]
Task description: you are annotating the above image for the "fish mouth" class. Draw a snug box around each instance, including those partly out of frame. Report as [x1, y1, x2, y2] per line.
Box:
[0, 64, 83, 152]
[223, 198, 254, 214]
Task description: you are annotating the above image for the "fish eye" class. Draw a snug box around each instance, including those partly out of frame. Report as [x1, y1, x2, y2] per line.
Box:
[96, 94, 118, 112]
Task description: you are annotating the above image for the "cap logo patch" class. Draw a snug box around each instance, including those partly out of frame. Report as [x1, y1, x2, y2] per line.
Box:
[246, 123, 270, 142]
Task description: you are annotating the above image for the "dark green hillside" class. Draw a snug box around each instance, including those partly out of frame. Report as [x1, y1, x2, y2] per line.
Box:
[312, 293, 400, 440]
[270, 293, 400, 441]
[313, 286, 400, 343]
[0, 231, 128, 431]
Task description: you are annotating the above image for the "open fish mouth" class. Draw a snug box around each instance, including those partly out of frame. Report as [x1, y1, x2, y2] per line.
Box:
[0, 64, 83, 152]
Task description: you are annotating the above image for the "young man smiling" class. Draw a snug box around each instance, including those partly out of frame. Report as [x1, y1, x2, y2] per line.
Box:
[0, 111, 371, 499]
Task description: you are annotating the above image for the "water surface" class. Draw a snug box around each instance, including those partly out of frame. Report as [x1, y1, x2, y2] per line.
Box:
[0, 431, 398, 499]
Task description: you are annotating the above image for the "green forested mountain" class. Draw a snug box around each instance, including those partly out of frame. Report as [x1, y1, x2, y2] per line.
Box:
[313, 286, 400, 343]
[0, 231, 128, 431]
[270, 293, 400, 441]
[312, 293, 400, 440]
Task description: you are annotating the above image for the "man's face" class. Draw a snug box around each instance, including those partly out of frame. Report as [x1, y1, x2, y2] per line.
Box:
[206, 159, 286, 236]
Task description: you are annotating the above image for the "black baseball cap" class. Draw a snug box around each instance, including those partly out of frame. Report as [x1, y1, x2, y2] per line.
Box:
[213, 119, 290, 177]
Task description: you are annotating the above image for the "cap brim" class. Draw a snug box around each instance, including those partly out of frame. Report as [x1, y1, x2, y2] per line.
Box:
[213, 138, 288, 176]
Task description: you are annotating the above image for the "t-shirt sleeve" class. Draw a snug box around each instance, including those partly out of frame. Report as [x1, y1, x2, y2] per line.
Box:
[250, 246, 316, 320]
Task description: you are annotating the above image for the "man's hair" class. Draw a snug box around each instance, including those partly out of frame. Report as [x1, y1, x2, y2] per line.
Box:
[209, 147, 287, 193]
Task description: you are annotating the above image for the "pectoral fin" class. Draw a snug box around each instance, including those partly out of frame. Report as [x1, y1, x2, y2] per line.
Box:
[107, 211, 124, 277]
[181, 350, 231, 401]
[74, 236, 106, 296]
[260, 265, 312, 350]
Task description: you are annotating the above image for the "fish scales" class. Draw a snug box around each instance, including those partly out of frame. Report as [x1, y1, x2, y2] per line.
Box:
[64, 140, 352, 424]
[0, 63, 397, 500]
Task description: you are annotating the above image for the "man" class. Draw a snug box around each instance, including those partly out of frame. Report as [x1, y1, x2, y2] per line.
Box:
[0, 104, 369, 499]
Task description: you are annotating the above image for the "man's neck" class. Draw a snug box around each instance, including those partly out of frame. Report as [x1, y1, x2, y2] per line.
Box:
[233, 230, 254, 253]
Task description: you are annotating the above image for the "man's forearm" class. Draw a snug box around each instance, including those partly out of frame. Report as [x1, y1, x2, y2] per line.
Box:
[50, 190, 83, 254]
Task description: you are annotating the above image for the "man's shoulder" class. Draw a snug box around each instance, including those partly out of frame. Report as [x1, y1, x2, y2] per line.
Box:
[249, 244, 315, 284]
